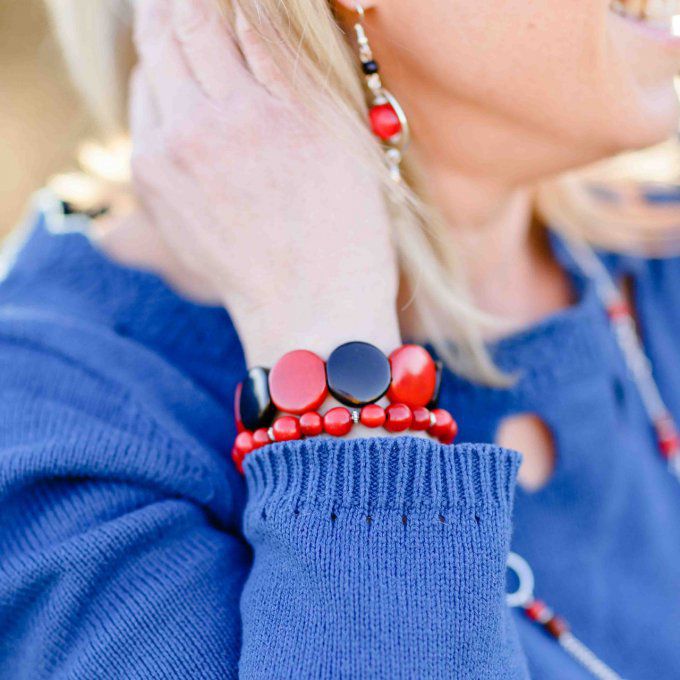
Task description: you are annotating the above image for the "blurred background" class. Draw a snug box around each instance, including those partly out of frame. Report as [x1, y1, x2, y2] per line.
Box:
[1, 0, 679, 244]
[0, 0, 92, 234]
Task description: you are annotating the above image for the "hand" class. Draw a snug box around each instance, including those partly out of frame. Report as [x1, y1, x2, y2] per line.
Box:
[130, 0, 401, 366]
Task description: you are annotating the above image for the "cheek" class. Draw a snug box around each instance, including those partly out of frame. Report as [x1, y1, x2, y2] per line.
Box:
[387, 0, 677, 154]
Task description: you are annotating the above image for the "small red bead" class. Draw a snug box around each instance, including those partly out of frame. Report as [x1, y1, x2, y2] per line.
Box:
[544, 615, 569, 639]
[360, 404, 386, 428]
[272, 416, 302, 442]
[234, 382, 245, 433]
[234, 430, 255, 456]
[607, 301, 632, 320]
[525, 600, 548, 622]
[252, 428, 271, 449]
[384, 403, 413, 432]
[323, 407, 353, 437]
[268, 349, 328, 415]
[387, 345, 438, 409]
[300, 411, 324, 437]
[369, 103, 402, 140]
[429, 409, 457, 441]
[231, 446, 244, 474]
[411, 406, 432, 431]
[438, 417, 459, 445]
[660, 435, 680, 458]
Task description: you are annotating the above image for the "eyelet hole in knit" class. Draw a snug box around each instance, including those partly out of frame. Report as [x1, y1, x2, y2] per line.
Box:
[331, 512, 337, 522]
[496, 413, 556, 492]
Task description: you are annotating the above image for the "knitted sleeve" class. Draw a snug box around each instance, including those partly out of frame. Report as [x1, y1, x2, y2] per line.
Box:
[0, 211, 529, 679]
[239, 437, 528, 679]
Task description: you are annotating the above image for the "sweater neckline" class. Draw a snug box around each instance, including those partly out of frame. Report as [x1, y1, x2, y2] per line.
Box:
[441, 233, 642, 403]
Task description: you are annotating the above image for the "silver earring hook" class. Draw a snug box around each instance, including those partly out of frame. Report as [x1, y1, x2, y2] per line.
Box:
[355, 3, 365, 20]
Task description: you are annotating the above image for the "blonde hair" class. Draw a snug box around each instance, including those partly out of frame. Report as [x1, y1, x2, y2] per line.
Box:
[44, 0, 680, 384]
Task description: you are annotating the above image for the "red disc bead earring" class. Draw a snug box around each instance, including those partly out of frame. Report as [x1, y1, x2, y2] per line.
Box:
[369, 103, 402, 141]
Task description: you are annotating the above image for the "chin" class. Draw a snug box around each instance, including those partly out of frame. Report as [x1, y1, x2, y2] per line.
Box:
[608, 86, 680, 154]
[603, 0, 680, 151]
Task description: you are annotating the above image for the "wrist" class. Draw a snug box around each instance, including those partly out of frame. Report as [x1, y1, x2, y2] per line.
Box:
[231, 307, 402, 368]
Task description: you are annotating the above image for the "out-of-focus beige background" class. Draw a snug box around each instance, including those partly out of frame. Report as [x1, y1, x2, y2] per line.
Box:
[0, 0, 91, 234]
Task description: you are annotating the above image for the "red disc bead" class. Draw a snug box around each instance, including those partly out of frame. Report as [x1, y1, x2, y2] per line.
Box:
[429, 408, 458, 445]
[300, 411, 324, 437]
[369, 102, 402, 140]
[272, 416, 302, 442]
[252, 428, 272, 449]
[323, 407, 353, 437]
[360, 404, 386, 428]
[384, 403, 413, 432]
[387, 345, 438, 409]
[411, 406, 432, 431]
[268, 349, 328, 415]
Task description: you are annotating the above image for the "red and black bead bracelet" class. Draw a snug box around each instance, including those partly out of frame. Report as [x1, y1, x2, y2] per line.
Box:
[232, 342, 455, 473]
[236, 342, 443, 432]
[232, 403, 458, 473]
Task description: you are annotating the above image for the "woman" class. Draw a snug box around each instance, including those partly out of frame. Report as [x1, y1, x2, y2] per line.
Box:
[0, 0, 679, 677]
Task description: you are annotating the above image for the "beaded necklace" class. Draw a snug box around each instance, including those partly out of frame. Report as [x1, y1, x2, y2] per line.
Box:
[506, 238, 680, 680]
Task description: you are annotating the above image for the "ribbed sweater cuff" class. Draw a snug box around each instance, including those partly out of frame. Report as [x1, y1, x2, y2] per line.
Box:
[244, 437, 520, 516]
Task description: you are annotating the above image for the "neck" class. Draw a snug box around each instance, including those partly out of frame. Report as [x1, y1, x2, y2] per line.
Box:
[408, 145, 574, 334]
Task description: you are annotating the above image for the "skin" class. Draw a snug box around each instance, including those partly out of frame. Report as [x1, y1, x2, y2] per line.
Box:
[98, 0, 680, 485]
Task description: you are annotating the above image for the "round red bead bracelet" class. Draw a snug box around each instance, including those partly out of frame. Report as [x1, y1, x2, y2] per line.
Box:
[231, 402, 458, 473]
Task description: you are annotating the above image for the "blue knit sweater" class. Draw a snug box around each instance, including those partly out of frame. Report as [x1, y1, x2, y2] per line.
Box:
[0, 205, 678, 679]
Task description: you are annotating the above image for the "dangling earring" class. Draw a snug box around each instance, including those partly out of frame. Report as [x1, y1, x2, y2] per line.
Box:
[353, 3, 410, 183]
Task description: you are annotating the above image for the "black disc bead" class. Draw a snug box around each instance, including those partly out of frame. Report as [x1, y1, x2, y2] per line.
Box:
[361, 60, 379, 75]
[238, 367, 276, 430]
[326, 341, 391, 406]
[427, 360, 444, 410]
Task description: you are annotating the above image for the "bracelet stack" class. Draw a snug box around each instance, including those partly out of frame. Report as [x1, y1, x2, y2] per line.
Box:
[231, 342, 457, 473]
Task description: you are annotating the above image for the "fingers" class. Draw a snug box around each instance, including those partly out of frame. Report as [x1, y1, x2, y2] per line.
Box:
[233, 3, 292, 101]
[171, 0, 251, 104]
[134, 0, 201, 121]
